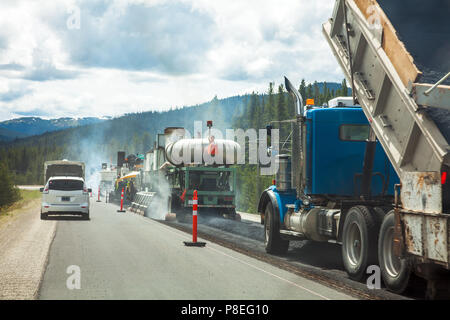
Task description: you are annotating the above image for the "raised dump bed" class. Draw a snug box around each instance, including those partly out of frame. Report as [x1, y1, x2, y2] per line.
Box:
[323, 0, 450, 293]
[377, 0, 450, 143]
[323, 0, 450, 213]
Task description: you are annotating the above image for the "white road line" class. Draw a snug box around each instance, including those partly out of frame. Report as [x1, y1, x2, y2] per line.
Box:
[206, 245, 330, 300]
[139, 216, 332, 300]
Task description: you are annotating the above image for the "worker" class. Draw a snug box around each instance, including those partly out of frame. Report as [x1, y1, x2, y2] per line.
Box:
[126, 180, 131, 200]
[129, 180, 137, 200]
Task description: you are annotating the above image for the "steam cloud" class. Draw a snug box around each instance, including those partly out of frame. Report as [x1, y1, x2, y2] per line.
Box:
[144, 175, 171, 220]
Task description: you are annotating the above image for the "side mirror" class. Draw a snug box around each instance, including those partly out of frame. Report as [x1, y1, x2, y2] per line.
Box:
[88, 188, 92, 193]
[39, 187, 44, 193]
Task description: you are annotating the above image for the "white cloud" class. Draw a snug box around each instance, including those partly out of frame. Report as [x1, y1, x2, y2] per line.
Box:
[0, 0, 344, 121]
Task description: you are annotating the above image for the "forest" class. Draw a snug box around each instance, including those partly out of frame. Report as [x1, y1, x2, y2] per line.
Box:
[0, 79, 349, 212]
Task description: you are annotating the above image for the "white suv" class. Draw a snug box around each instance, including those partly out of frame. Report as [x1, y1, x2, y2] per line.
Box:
[40, 176, 91, 220]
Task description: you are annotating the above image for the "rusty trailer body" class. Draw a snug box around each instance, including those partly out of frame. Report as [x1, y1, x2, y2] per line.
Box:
[323, 0, 450, 293]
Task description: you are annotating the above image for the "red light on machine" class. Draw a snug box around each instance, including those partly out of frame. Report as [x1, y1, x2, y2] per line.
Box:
[442, 172, 447, 185]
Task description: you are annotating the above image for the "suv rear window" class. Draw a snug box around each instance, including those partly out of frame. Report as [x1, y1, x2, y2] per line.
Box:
[49, 179, 84, 191]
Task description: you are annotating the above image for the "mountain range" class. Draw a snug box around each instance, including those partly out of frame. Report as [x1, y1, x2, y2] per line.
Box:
[0, 81, 348, 143]
[0, 116, 108, 142]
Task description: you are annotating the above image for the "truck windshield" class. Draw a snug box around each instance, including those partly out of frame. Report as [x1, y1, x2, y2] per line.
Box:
[48, 179, 84, 191]
[189, 171, 233, 191]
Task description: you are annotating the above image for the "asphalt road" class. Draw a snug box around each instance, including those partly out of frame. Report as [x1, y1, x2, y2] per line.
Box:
[38, 200, 354, 300]
[167, 212, 414, 300]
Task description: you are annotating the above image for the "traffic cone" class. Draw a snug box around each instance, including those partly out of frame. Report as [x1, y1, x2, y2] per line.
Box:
[117, 187, 126, 213]
[183, 190, 206, 247]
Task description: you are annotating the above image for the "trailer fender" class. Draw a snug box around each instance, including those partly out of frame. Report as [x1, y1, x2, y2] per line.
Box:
[258, 188, 280, 225]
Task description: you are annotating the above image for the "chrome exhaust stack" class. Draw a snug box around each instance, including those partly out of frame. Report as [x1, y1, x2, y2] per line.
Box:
[285, 76, 304, 117]
[284, 77, 306, 200]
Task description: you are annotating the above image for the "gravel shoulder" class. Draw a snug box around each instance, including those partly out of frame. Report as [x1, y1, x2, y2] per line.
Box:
[0, 198, 56, 300]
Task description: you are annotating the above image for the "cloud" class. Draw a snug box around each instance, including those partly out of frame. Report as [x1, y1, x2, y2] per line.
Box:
[0, 84, 32, 102]
[0, 0, 346, 122]
[23, 65, 79, 81]
[0, 63, 25, 71]
[22, 48, 80, 81]
[14, 108, 51, 117]
[48, 0, 216, 74]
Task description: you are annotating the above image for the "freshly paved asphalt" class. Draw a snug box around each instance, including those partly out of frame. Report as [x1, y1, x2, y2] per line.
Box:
[38, 200, 354, 300]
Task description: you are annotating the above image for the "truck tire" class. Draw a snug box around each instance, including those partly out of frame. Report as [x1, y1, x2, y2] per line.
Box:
[342, 206, 378, 281]
[40, 212, 47, 220]
[264, 202, 289, 255]
[85, 212, 90, 220]
[378, 210, 412, 293]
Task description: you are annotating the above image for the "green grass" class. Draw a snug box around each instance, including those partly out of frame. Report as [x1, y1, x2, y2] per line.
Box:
[18, 189, 41, 202]
[0, 189, 41, 217]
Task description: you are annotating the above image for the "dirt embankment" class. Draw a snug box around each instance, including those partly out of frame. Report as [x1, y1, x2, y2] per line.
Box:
[0, 198, 56, 300]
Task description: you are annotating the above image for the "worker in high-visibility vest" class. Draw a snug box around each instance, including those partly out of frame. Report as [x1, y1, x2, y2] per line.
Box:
[126, 180, 131, 200]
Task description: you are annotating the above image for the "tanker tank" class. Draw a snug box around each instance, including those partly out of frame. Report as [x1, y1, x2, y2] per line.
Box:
[164, 138, 241, 166]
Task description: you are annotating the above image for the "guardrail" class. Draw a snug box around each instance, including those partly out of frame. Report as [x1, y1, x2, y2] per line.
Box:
[129, 191, 156, 216]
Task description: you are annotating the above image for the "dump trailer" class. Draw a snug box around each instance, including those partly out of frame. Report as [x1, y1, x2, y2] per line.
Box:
[43, 160, 85, 184]
[320, 0, 450, 296]
[258, 0, 450, 298]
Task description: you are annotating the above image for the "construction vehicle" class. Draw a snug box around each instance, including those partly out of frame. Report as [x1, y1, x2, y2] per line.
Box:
[259, 0, 450, 298]
[99, 163, 116, 196]
[110, 152, 144, 203]
[43, 160, 85, 185]
[142, 123, 241, 220]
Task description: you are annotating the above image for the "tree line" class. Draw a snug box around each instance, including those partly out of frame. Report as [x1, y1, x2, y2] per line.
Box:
[0, 79, 349, 213]
[232, 79, 349, 212]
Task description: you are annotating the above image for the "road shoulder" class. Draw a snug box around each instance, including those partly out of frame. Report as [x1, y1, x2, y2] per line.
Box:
[0, 199, 56, 300]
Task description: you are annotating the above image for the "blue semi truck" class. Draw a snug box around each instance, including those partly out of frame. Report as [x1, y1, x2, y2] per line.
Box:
[259, 79, 399, 282]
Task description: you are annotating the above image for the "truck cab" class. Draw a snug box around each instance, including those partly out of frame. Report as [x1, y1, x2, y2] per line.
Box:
[259, 90, 400, 282]
[304, 106, 397, 198]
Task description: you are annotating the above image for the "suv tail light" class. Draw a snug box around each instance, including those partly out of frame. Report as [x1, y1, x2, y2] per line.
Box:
[43, 187, 49, 194]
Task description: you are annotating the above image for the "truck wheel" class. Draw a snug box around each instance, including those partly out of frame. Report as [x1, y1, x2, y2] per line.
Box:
[378, 210, 411, 293]
[85, 212, 90, 220]
[264, 202, 289, 255]
[40, 212, 47, 220]
[342, 206, 378, 281]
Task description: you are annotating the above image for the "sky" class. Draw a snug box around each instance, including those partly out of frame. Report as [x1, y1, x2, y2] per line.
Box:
[0, 0, 344, 121]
